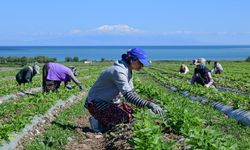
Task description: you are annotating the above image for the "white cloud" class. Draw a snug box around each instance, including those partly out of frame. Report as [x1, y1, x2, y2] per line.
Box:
[16, 25, 143, 37]
[16, 28, 250, 38]
[94, 24, 143, 33]
[69, 29, 82, 34]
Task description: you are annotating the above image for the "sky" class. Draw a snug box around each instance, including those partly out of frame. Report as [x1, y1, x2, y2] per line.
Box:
[0, 0, 250, 46]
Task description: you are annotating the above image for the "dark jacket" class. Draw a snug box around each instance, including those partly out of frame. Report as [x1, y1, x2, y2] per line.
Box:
[191, 67, 213, 86]
[16, 67, 36, 85]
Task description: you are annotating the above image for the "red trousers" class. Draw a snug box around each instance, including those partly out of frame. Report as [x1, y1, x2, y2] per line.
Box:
[87, 102, 133, 130]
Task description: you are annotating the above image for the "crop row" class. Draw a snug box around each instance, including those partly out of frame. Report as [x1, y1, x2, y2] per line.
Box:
[150, 67, 250, 93]
[144, 68, 250, 110]
[0, 65, 105, 144]
[152, 61, 250, 84]
[0, 65, 108, 97]
[132, 74, 250, 149]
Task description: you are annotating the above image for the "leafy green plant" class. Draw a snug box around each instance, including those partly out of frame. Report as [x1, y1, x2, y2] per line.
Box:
[132, 109, 169, 150]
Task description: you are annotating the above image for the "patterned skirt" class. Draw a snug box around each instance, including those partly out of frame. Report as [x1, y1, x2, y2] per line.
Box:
[86, 101, 133, 130]
[42, 63, 61, 92]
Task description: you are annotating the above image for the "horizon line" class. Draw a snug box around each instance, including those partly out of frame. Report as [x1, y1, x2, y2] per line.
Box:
[1, 45, 250, 47]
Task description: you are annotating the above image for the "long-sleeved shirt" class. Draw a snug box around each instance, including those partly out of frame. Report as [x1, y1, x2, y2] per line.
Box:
[179, 66, 189, 74]
[46, 62, 80, 86]
[16, 66, 36, 84]
[191, 67, 213, 86]
[214, 63, 223, 73]
[85, 60, 149, 111]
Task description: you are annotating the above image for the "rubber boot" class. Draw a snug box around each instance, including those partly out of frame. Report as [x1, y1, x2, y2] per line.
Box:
[89, 116, 105, 132]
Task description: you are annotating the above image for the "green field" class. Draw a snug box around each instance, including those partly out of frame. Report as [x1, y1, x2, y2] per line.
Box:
[0, 61, 249, 149]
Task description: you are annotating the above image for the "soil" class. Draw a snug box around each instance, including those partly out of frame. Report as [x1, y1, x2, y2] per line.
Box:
[65, 113, 105, 150]
[0, 67, 20, 72]
[105, 123, 133, 150]
[65, 113, 133, 150]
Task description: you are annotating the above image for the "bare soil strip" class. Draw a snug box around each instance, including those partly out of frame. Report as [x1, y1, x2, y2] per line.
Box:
[0, 87, 42, 104]
[0, 68, 21, 72]
[65, 114, 133, 150]
[0, 92, 86, 150]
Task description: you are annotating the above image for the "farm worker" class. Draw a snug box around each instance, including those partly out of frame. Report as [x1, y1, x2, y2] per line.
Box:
[190, 58, 214, 88]
[179, 64, 189, 74]
[84, 48, 163, 132]
[16, 64, 40, 85]
[192, 59, 196, 65]
[212, 61, 223, 74]
[42, 62, 83, 92]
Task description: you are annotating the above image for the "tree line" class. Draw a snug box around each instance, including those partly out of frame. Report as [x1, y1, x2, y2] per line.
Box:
[0, 56, 56, 66]
[0, 56, 92, 66]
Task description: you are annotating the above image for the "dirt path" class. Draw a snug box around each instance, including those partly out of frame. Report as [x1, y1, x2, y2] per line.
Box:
[1, 92, 86, 150]
[65, 113, 133, 150]
[0, 87, 42, 104]
[0, 67, 20, 72]
[65, 113, 105, 150]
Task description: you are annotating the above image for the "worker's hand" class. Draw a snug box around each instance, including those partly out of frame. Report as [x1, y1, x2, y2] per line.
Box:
[66, 84, 73, 89]
[148, 102, 163, 116]
[204, 84, 210, 88]
[79, 85, 83, 90]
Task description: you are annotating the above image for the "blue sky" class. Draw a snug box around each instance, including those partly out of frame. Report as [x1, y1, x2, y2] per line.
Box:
[0, 0, 250, 45]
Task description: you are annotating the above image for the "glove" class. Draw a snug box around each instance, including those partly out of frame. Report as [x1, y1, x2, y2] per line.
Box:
[204, 84, 210, 88]
[148, 102, 163, 116]
[66, 84, 73, 89]
[79, 85, 83, 90]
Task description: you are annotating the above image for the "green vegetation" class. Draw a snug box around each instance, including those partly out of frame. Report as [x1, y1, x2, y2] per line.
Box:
[24, 99, 88, 150]
[0, 56, 56, 66]
[1, 61, 249, 149]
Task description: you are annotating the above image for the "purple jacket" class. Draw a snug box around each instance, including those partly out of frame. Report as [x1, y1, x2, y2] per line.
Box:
[46, 63, 80, 85]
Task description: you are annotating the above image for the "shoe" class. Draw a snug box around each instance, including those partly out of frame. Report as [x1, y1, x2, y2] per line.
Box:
[89, 117, 105, 132]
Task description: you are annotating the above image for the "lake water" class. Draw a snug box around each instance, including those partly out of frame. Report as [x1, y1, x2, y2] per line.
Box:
[0, 46, 250, 61]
